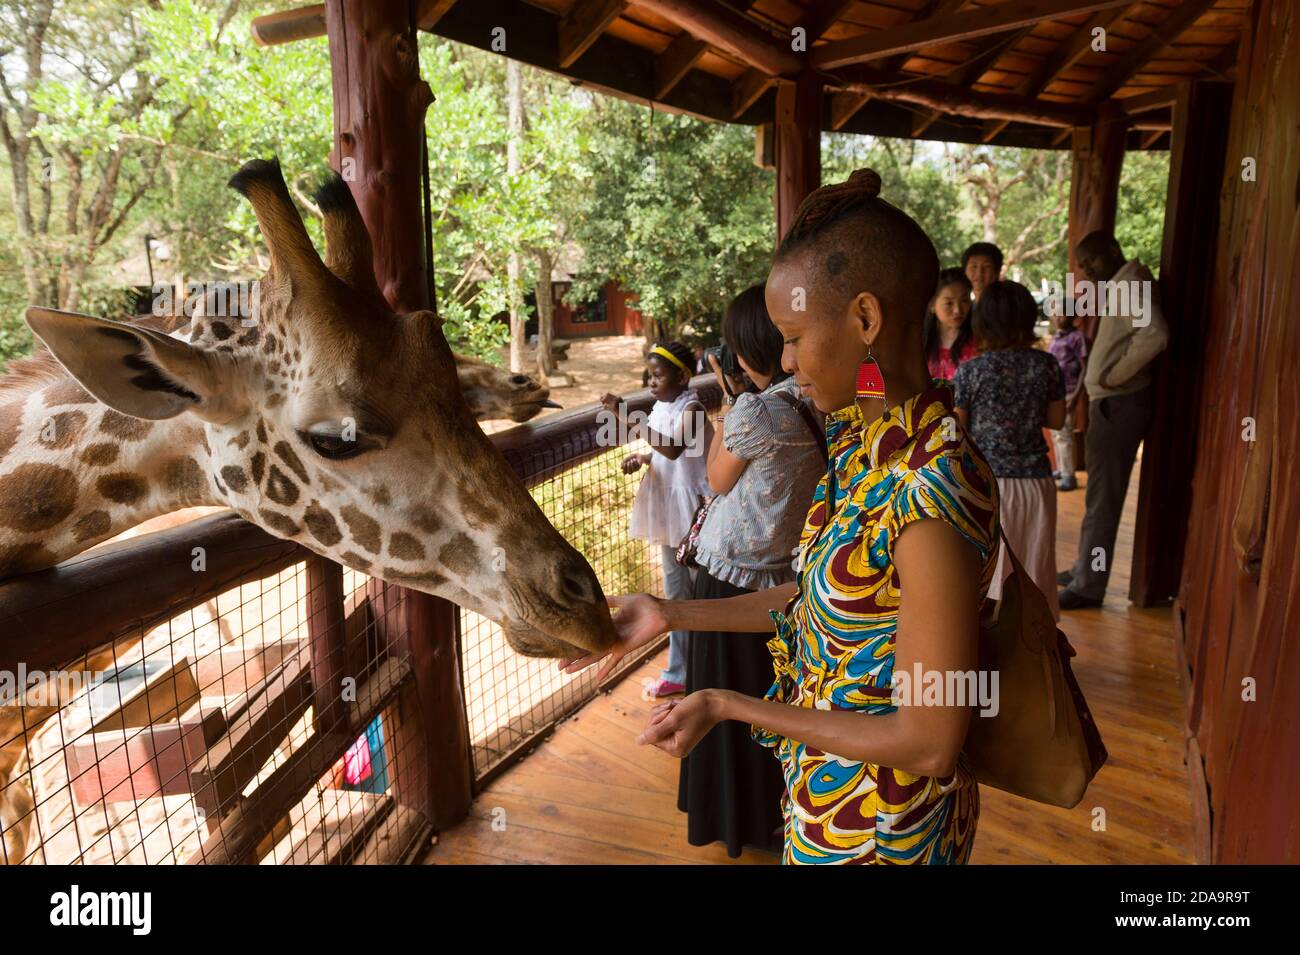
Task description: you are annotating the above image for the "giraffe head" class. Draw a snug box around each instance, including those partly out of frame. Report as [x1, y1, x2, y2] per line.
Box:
[455, 352, 560, 423]
[24, 159, 614, 658]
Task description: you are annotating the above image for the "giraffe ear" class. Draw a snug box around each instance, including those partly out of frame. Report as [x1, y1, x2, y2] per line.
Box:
[25, 307, 246, 423]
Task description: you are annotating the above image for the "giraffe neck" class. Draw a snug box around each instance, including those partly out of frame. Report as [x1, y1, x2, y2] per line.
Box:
[0, 375, 220, 577]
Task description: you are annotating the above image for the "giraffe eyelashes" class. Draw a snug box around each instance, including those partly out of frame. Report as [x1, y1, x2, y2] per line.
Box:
[298, 427, 371, 461]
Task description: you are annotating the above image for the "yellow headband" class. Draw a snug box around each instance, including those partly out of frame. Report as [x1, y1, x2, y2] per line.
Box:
[649, 345, 690, 375]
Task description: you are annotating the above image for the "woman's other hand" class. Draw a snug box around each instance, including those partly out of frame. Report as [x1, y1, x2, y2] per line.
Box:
[621, 452, 645, 474]
[636, 690, 724, 758]
[558, 593, 671, 680]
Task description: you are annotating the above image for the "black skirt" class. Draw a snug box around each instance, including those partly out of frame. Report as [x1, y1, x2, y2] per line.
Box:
[676, 566, 786, 858]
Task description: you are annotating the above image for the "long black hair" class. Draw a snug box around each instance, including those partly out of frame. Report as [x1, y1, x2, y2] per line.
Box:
[922, 267, 975, 366]
[721, 285, 790, 385]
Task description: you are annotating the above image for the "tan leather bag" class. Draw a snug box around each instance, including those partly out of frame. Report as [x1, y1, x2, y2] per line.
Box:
[963, 532, 1108, 808]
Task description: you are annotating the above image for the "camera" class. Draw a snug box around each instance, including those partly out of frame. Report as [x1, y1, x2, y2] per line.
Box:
[705, 343, 742, 378]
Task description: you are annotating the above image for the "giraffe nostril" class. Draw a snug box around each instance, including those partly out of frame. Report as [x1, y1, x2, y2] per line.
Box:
[559, 565, 597, 606]
[509, 374, 530, 386]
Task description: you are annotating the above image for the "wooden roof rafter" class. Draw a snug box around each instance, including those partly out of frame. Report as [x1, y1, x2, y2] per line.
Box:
[249, 0, 1247, 151]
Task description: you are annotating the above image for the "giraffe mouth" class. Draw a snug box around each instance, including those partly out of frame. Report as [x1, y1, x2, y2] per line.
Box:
[502, 623, 585, 659]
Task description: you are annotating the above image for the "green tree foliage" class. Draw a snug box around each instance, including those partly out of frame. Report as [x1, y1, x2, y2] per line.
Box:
[569, 103, 774, 345]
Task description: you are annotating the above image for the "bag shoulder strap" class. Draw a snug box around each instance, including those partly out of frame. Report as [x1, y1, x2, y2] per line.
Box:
[773, 389, 829, 463]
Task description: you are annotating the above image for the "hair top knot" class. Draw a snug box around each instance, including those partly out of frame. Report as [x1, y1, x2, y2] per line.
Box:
[780, 167, 883, 248]
[847, 167, 882, 197]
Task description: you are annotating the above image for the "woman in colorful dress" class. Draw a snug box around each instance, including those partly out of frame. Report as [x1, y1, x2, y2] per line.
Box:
[564, 169, 1000, 865]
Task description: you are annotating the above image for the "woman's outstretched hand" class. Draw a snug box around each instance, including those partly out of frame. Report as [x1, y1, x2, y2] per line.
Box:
[558, 593, 671, 681]
[636, 691, 722, 758]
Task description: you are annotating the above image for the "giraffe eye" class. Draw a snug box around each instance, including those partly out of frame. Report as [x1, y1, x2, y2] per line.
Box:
[302, 430, 365, 460]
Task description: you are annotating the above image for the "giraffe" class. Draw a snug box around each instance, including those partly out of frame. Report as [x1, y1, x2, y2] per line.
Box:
[0, 158, 615, 862]
[0, 341, 560, 863]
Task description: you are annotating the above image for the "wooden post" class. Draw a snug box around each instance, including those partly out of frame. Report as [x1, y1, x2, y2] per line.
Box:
[305, 556, 347, 733]
[1128, 81, 1233, 606]
[774, 71, 822, 241]
[324, 0, 473, 831]
[1064, 100, 1125, 463]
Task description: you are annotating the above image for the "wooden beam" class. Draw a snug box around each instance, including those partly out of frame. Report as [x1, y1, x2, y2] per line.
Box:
[634, 0, 800, 76]
[1086, 0, 1219, 103]
[731, 69, 773, 117]
[558, 0, 627, 69]
[251, 0, 459, 46]
[1017, 5, 1134, 98]
[775, 72, 823, 240]
[654, 32, 708, 99]
[982, 119, 1011, 142]
[911, 109, 942, 136]
[1115, 85, 1179, 116]
[880, 0, 971, 74]
[839, 66, 1094, 127]
[798, 0, 855, 42]
[1140, 128, 1166, 149]
[812, 0, 1132, 69]
[828, 90, 871, 130]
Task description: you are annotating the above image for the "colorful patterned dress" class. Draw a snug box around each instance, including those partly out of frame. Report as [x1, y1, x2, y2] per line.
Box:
[751, 384, 999, 864]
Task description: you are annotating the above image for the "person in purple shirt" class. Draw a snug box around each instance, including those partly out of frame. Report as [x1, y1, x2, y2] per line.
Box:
[1047, 305, 1088, 490]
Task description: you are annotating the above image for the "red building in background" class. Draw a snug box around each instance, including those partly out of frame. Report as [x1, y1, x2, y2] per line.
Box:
[549, 280, 644, 338]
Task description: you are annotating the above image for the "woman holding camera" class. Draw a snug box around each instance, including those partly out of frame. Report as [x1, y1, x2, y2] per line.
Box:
[676, 285, 827, 857]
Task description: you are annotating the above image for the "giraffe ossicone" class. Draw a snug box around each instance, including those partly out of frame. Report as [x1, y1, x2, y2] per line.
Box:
[2, 157, 614, 660]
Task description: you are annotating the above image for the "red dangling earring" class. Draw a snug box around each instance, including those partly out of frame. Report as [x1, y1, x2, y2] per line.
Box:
[855, 345, 886, 420]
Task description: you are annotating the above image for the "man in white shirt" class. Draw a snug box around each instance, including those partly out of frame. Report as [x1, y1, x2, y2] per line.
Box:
[1059, 230, 1169, 609]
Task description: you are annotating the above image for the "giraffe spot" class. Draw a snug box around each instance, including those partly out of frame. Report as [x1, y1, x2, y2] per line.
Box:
[266, 392, 284, 408]
[79, 442, 119, 467]
[388, 532, 425, 561]
[0, 401, 22, 463]
[341, 505, 382, 555]
[35, 410, 87, 450]
[42, 378, 94, 407]
[220, 466, 249, 493]
[97, 472, 149, 505]
[258, 508, 300, 537]
[262, 333, 278, 354]
[72, 510, 112, 543]
[207, 321, 233, 341]
[99, 410, 153, 441]
[273, 440, 310, 484]
[162, 456, 206, 500]
[368, 485, 392, 507]
[0, 464, 79, 532]
[380, 569, 448, 590]
[456, 478, 502, 529]
[236, 327, 260, 347]
[265, 465, 299, 506]
[437, 532, 479, 578]
[411, 508, 443, 536]
[340, 550, 371, 573]
[256, 419, 268, 444]
[304, 501, 342, 547]
[316, 471, 342, 493]
[228, 431, 251, 449]
[0, 541, 59, 577]
[250, 451, 266, 485]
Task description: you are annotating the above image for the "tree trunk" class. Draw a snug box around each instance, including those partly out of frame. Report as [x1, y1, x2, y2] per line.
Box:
[534, 247, 555, 379]
[506, 58, 525, 373]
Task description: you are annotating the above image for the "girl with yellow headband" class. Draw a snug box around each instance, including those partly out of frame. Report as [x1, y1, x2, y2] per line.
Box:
[601, 340, 713, 697]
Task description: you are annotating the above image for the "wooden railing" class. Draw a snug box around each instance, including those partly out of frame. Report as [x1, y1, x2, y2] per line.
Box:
[0, 376, 720, 864]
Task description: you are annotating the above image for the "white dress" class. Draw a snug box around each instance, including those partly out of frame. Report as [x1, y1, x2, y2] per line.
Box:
[628, 389, 713, 547]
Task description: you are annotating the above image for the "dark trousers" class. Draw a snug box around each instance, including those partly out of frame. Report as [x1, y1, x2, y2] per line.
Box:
[1067, 386, 1153, 600]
